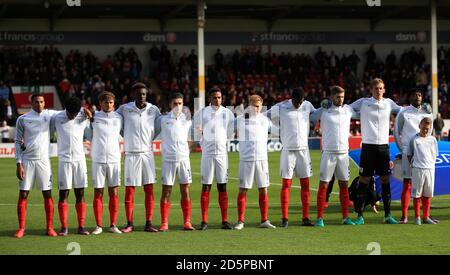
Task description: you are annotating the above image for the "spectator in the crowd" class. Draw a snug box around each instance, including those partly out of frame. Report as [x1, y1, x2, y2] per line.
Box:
[215, 49, 224, 69]
[433, 113, 445, 140]
[3, 44, 450, 135]
[3, 99, 14, 125]
[0, 120, 11, 143]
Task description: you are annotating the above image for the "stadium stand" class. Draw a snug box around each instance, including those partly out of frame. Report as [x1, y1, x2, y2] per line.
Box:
[2, 44, 450, 132]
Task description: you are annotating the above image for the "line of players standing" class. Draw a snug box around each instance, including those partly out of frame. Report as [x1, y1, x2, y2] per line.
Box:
[13, 78, 438, 238]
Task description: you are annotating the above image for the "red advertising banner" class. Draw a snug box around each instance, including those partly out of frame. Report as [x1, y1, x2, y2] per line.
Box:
[14, 93, 54, 109]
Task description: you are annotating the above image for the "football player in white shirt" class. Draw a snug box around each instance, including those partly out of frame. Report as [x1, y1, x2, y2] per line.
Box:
[266, 88, 316, 227]
[350, 78, 402, 225]
[156, 93, 195, 231]
[193, 88, 234, 230]
[14, 94, 60, 238]
[116, 83, 161, 233]
[394, 89, 433, 224]
[90, 91, 123, 235]
[233, 95, 276, 230]
[310, 86, 358, 227]
[407, 117, 438, 225]
[50, 97, 90, 236]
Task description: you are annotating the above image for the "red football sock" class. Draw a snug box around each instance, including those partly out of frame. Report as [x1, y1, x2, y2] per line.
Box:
[93, 192, 103, 227]
[144, 184, 154, 222]
[317, 185, 327, 219]
[401, 180, 412, 218]
[109, 193, 119, 226]
[58, 202, 68, 229]
[160, 201, 171, 225]
[413, 198, 421, 218]
[300, 178, 310, 219]
[259, 193, 269, 222]
[200, 191, 210, 223]
[75, 202, 86, 228]
[44, 197, 54, 230]
[218, 191, 229, 223]
[422, 196, 431, 220]
[280, 178, 292, 220]
[17, 197, 27, 230]
[339, 186, 350, 219]
[181, 199, 191, 224]
[237, 193, 246, 222]
[125, 186, 135, 223]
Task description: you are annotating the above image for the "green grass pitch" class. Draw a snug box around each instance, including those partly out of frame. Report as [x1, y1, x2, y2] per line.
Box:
[1, 150, 449, 255]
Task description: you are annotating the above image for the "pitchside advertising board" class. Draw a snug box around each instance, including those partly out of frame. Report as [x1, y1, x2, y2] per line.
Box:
[0, 136, 401, 158]
[0, 137, 339, 158]
[0, 31, 444, 45]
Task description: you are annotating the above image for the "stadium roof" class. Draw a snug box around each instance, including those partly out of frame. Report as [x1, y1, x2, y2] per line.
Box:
[1, 0, 449, 25]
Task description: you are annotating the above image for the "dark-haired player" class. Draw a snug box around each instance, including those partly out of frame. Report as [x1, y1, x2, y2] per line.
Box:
[156, 93, 195, 231]
[394, 89, 433, 224]
[116, 82, 161, 233]
[14, 94, 61, 238]
[51, 97, 91, 236]
[193, 87, 235, 230]
[266, 87, 316, 227]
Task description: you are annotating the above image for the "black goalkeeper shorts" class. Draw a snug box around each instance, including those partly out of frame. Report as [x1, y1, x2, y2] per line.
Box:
[359, 143, 391, 177]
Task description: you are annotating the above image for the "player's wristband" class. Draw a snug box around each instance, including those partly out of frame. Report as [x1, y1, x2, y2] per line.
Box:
[421, 103, 432, 114]
[320, 98, 332, 109]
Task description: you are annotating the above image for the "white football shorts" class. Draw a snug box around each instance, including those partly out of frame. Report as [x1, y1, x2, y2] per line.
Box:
[200, 155, 228, 185]
[319, 152, 350, 182]
[411, 167, 435, 198]
[161, 159, 192, 186]
[401, 152, 413, 179]
[238, 160, 270, 189]
[124, 153, 156, 186]
[19, 158, 52, 191]
[92, 162, 121, 189]
[280, 149, 313, 179]
[58, 160, 88, 190]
